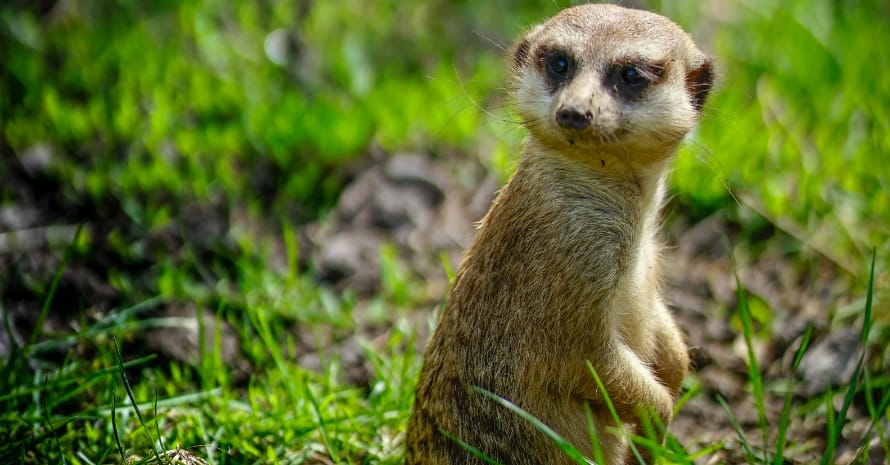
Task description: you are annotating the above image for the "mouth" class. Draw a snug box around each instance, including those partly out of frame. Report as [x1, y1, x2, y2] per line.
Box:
[562, 126, 628, 147]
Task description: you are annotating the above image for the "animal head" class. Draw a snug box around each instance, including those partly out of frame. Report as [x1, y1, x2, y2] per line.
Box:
[511, 4, 714, 159]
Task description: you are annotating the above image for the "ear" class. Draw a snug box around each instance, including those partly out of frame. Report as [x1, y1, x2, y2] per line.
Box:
[685, 57, 714, 111]
[512, 37, 531, 71]
[511, 24, 544, 71]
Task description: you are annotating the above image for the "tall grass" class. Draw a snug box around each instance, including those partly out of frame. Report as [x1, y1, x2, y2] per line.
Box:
[719, 249, 887, 464]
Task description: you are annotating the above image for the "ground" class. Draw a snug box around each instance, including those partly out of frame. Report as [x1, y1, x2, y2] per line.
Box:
[2, 147, 885, 464]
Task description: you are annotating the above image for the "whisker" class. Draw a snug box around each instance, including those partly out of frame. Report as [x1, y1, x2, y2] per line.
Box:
[473, 29, 508, 53]
[451, 60, 497, 119]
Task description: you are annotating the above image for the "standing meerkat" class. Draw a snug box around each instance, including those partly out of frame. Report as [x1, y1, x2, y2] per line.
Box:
[406, 4, 713, 465]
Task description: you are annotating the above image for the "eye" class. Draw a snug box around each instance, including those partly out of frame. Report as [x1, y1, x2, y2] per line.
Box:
[620, 64, 647, 86]
[546, 53, 570, 76]
[608, 62, 662, 100]
[542, 51, 574, 86]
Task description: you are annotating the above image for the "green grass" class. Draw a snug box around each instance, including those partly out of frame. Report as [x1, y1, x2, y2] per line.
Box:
[1, 271, 421, 463]
[716, 249, 889, 465]
[663, 0, 890, 279]
[2, 0, 889, 463]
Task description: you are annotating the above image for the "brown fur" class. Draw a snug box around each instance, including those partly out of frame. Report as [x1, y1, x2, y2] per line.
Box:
[405, 4, 713, 464]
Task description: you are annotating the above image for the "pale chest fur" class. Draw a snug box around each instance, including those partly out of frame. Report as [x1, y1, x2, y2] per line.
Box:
[609, 228, 665, 360]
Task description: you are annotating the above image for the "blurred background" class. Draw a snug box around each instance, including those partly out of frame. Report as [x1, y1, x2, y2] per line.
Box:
[1, 0, 889, 463]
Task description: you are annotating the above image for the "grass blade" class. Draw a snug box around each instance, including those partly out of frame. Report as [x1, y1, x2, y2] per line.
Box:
[821, 250, 875, 465]
[872, 386, 890, 458]
[111, 387, 125, 461]
[303, 382, 341, 464]
[673, 381, 700, 416]
[154, 389, 164, 451]
[473, 386, 590, 464]
[40, 377, 67, 465]
[113, 336, 163, 464]
[439, 429, 503, 465]
[860, 248, 876, 348]
[585, 361, 644, 464]
[773, 324, 813, 465]
[857, 369, 890, 463]
[583, 404, 607, 465]
[716, 394, 757, 464]
[727, 244, 769, 462]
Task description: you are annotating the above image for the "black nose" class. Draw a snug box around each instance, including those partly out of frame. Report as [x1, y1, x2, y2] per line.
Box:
[556, 106, 592, 129]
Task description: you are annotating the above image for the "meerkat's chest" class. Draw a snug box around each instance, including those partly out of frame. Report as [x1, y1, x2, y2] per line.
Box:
[608, 233, 664, 356]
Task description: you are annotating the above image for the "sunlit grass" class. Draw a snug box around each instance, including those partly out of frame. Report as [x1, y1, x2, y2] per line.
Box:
[717, 249, 888, 465]
[665, 0, 890, 280]
[2, 0, 889, 463]
[1, 259, 420, 463]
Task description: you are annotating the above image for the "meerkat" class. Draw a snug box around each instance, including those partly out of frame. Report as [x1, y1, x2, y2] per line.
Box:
[405, 4, 713, 465]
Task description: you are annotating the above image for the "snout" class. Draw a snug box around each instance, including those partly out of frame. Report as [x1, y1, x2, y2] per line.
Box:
[556, 105, 593, 129]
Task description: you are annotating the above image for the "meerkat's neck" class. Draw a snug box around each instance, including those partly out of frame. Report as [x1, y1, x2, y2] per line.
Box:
[633, 162, 670, 243]
[522, 137, 672, 232]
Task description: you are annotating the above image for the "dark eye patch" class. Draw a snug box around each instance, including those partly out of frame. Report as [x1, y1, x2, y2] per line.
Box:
[537, 48, 576, 93]
[606, 61, 666, 101]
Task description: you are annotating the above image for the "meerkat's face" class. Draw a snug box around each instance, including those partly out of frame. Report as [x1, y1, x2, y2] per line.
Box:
[512, 4, 713, 159]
